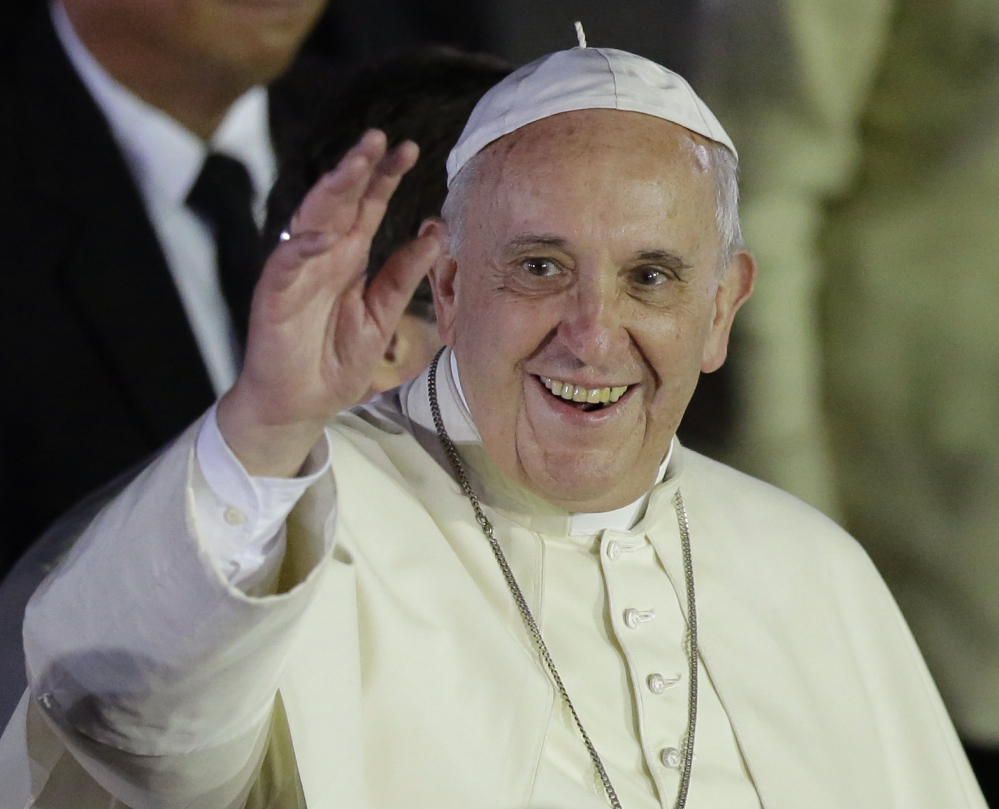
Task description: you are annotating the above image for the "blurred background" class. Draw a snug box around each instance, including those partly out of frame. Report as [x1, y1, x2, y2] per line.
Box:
[1, 0, 997, 801]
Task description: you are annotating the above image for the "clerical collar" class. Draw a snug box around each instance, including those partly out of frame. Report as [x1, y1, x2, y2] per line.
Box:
[447, 351, 673, 536]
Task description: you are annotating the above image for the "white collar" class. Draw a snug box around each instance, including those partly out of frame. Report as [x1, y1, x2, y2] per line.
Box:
[447, 351, 673, 535]
[51, 1, 276, 223]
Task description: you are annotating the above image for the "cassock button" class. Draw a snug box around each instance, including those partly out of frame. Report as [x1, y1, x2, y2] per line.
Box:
[224, 506, 246, 526]
[624, 608, 655, 629]
[605, 541, 622, 561]
[646, 673, 680, 694]
[660, 747, 682, 769]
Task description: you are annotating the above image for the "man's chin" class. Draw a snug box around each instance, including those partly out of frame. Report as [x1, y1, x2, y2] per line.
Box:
[521, 456, 647, 513]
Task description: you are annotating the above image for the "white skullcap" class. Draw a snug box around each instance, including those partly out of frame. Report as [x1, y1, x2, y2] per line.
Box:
[446, 46, 736, 186]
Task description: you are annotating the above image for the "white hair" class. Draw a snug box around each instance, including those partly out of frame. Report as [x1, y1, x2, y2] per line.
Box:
[441, 139, 743, 265]
[440, 155, 481, 257]
[710, 142, 744, 264]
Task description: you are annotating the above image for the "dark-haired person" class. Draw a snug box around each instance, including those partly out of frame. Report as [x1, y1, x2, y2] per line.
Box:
[0, 45, 511, 729]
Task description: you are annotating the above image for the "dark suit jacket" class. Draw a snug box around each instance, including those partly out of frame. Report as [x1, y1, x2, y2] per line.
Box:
[0, 8, 332, 580]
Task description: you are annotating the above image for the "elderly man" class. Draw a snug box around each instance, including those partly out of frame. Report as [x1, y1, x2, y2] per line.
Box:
[0, 46, 986, 808]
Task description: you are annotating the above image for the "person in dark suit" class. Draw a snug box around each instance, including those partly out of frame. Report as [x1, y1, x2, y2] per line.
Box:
[0, 42, 513, 730]
[0, 0, 330, 581]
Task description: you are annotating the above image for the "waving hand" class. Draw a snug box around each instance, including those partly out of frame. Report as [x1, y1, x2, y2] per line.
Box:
[217, 130, 440, 477]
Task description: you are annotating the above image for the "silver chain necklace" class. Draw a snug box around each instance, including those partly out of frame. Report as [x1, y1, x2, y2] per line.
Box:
[427, 350, 699, 809]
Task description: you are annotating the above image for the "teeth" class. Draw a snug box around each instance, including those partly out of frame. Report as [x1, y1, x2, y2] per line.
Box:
[540, 376, 631, 405]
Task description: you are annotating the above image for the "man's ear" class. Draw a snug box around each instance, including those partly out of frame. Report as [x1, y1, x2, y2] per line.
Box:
[420, 217, 458, 346]
[363, 314, 443, 400]
[366, 332, 404, 397]
[701, 248, 756, 373]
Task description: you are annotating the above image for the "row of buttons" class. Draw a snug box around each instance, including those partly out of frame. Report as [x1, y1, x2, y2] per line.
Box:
[621, 599, 685, 770]
[601, 534, 690, 777]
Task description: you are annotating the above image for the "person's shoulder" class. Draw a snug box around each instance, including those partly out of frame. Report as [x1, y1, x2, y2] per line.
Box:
[678, 446, 873, 572]
[681, 448, 830, 518]
[328, 387, 433, 474]
[334, 388, 409, 439]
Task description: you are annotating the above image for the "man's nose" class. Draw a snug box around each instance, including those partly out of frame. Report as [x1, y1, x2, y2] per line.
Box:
[555, 271, 627, 364]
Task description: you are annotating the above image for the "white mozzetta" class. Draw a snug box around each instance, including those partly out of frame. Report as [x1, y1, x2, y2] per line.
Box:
[0, 352, 986, 808]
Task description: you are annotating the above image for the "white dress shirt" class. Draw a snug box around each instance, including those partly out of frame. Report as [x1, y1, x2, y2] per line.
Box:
[52, 1, 277, 396]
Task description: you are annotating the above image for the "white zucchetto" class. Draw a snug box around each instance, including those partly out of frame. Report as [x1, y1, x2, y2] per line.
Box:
[446, 45, 737, 186]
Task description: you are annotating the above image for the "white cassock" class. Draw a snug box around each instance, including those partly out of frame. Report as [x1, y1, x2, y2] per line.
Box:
[0, 350, 986, 808]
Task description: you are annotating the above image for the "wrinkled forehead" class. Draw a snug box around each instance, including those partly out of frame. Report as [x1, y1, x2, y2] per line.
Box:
[499, 108, 713, 164]
[462, 110, 718, 211]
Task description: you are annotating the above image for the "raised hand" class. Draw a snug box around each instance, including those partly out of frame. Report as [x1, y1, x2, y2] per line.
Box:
[216, 130, 441, 477]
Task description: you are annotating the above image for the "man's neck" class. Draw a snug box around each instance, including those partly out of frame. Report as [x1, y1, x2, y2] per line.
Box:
[60, 5, 250, 140]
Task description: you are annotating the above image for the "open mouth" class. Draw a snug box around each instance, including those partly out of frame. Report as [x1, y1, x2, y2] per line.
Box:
[538, 376, 631, 412]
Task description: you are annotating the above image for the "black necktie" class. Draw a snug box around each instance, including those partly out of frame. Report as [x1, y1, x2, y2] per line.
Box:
[186, 153, 262, 351]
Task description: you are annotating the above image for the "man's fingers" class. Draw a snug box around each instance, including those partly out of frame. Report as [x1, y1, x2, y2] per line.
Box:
[291, 159, 368, 236]
[354, 142, 420, 234]
[364, 235, 441, 336]
[292, 130, 388, 235]
[257, 230, 337, 294]
[353, 141, 420, 239]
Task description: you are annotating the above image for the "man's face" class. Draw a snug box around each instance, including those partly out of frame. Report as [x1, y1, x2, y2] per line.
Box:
[430, 110, 754, 512]
[68, 0, 326, 87]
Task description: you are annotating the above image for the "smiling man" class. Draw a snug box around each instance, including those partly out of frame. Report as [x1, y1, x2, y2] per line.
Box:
[0, 46, 986, 809]
[428, 109, 747, 513]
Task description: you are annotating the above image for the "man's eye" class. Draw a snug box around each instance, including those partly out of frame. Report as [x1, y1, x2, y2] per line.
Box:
[634, 266, 669, 286]
[523, 258, 560, 277]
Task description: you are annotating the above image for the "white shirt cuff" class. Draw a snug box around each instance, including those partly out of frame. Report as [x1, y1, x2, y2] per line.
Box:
[194, 405, 332, 591]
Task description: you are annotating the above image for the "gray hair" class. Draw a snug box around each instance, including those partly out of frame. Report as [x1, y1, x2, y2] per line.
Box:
[441, 140, 743, 265]
[440, 156, 481, 257]
[711, 142, 744, 264]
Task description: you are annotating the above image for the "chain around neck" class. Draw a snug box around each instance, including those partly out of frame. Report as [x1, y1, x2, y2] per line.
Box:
[426, 348, 698, 808]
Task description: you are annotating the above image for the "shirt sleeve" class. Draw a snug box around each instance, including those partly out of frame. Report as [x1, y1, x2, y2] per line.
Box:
[194, 405, 332, 593]
[21, 413, 339, 808]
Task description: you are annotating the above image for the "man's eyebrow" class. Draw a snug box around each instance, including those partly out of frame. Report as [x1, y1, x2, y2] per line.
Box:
[504, 234, 569, 251]
[635, 249, 692, 268]
[502, 240, 693, 269]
